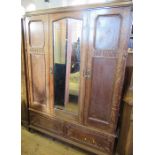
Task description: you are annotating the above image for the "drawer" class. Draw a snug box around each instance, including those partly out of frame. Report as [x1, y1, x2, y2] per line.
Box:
[30, 111, 64, 135]
[65, 124, 115, 154]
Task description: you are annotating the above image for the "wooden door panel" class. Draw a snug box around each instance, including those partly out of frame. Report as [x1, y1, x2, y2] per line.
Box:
[88, 57, 117, 124]
[25, 15, 50, 114]
[29, 21, 44, 47]
[84, 7, 132, 133]
[30, 54, 46, 104]
[94, 15, 121, 50]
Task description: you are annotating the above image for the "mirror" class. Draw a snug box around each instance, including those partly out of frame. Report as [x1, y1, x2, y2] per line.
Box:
[53, 18, 82, 114]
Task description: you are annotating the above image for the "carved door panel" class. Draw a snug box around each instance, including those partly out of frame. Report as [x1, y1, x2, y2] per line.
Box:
[49, 12, 86, 122]
[84, 7, 132, 133]
[25, 15, 50, 114]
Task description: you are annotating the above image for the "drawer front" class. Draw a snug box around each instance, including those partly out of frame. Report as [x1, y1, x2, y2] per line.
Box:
[30, 111, 64, 135]
[65, 124, 115, 154]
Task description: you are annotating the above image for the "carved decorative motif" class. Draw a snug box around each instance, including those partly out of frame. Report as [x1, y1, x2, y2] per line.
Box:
[30, 48, 44, 54]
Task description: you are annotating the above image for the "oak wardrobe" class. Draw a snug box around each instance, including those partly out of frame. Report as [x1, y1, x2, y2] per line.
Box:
[23, 1, 132, 155]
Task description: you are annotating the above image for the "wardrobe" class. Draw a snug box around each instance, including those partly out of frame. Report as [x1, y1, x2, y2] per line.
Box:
[23, 1, 132, 154]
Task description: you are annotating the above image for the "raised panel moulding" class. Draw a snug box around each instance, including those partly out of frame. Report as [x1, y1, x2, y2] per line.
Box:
[29, 21, 45, 48]
[95, 15, 121, 50]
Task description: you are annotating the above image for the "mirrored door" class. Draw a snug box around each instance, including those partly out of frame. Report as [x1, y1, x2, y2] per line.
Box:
[52, 18, 82, 114]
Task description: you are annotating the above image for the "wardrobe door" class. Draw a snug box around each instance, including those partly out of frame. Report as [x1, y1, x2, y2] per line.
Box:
[49, 12, 86, 122]
[25, 15, 50, 114]
[84, 7, 132, 133]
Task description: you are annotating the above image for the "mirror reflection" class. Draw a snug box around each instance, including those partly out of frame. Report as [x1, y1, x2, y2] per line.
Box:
[53, 18, 82, 114]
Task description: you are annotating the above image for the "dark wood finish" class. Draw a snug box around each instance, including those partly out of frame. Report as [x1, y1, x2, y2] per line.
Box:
[122, 51, 133, 94]
[30, 111, 64, 135]
[88, 57, 117, 123]
[23, 2, 132, 155]
[84, 6, 132, 134]
[65, 123, 115, 154]
[30, 54, 46, 104]
[21, 18, 29, 126]
[25, 15, 51, 114]
[29, 109, 115, 155]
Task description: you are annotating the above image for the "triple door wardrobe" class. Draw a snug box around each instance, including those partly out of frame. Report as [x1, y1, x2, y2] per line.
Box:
[23, 1, 132, 154]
